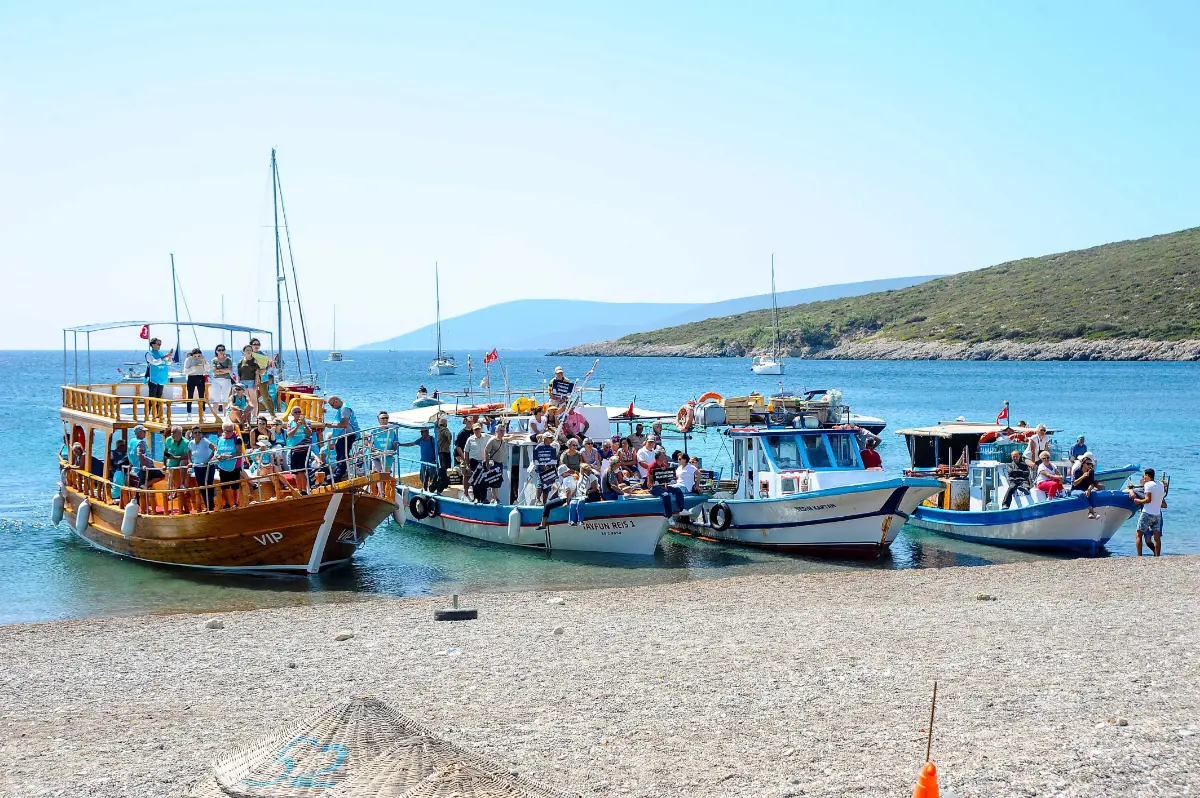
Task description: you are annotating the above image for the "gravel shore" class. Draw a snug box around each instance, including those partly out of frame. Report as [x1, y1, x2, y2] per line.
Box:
[1, 556, 1197, 797]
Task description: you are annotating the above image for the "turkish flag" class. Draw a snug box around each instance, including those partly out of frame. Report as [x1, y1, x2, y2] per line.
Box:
[996, 404, 1009, 424]
[139, 325, 150, 340]
[483, 348, 498, 365]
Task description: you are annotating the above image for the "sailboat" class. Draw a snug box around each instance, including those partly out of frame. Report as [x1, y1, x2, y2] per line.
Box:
[327, 305, 344, 362]
[751, 254, 785, 375]
[428, 262, 457, 376]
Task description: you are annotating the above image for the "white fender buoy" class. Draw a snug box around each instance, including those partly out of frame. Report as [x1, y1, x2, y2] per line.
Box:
[74, 500, 91, 535]
[394, 486, 410, 526]
[121, 500, 139, 538]
[507, 507, 522, 541]
[51, 494, 65, 526]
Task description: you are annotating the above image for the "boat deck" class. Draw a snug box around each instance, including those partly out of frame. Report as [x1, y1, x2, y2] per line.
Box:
[61, 383, 326, 433]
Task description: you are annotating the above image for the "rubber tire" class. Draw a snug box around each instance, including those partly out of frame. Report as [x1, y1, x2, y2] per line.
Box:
[425, 497, 440, 518]
[709, 502, 733, 532]
[434, 608, 478, 621]
[408, 495, 428, 520]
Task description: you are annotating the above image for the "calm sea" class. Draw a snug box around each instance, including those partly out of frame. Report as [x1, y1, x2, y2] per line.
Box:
[1, 350, 1195, 625]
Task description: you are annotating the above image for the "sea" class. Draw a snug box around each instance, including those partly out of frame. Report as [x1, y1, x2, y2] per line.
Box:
[2, 349, 1195, 625]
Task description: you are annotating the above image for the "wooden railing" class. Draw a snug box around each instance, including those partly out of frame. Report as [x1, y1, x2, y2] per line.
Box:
[62, 384, 327, 427]
[279, 390, 327, 424]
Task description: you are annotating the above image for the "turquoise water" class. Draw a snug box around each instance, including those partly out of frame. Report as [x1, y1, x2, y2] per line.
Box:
[2, 350, 1195, 624]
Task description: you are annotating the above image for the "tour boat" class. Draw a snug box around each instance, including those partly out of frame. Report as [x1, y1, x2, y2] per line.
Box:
[897, 422, 1138, 556]
[670, 427, 943, 556]
[54, 320, 396, 572]
[750, 255, 785, 375]
[428, 262, 457, 376]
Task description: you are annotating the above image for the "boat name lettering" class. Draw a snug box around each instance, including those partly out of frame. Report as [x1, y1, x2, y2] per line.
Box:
[582, 520, 630, 533]
[794, 504, 836, 512]
[253, 532, 284, 546]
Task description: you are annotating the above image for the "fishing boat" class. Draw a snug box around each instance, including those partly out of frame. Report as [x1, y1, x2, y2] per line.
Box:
[428, 262, 457, 376]
[750, 254, 785, 375]
[671, 426, 943, 556]
[54, 319, 397, 571]
[327, 306, 344, 362]
[897, 422, 1138, 555]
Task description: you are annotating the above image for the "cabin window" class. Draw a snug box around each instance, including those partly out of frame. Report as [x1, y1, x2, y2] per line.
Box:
[780, 476, 799, 494]
[765, 436, 804, 470]
[827, 435, 860, 469]
[801, 435, 833, 469]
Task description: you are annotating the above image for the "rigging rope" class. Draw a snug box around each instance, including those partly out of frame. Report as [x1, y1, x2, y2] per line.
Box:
[274, 164, 316, 383]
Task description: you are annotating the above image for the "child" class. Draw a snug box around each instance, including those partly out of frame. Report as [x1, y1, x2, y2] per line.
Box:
[262, 373, 279, 415]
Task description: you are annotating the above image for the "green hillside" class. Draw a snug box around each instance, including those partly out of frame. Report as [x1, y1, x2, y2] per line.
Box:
[614, 228, 1200, 354]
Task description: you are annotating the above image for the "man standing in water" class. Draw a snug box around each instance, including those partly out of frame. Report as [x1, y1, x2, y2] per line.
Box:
[1129, 468, 1165, 556]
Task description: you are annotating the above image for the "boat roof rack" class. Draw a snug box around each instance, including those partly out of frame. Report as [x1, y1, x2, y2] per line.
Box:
[895, 422, 1058, 438]
[63, 320, 273, 334]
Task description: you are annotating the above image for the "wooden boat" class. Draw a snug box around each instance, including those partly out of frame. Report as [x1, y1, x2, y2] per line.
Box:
[55, 320, 397, 572]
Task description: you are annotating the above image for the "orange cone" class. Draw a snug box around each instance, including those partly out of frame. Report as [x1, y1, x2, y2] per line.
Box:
[912, 761, 939, 798]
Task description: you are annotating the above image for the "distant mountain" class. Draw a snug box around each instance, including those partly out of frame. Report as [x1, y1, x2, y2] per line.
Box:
[356, 275, 942, 351]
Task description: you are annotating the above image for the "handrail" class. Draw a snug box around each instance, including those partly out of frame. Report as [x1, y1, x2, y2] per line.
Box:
[62, 385, 326, 426]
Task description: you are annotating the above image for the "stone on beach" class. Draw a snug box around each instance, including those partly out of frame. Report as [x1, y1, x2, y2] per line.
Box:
[201, 618, 224, 630]
[334, 630, 355, 641]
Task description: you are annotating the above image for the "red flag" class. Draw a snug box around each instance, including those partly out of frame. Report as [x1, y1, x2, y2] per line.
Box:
[483, 348, 498, 365]
[996, 404, 1009, 424]
[139, 325, 150, 340]
[625, 395, 636, 418]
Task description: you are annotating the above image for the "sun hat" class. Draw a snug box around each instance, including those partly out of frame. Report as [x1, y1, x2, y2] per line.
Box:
[557, 464, 570, 476]
[255, 438, 270, 448]
[1083, 451, 1095, 461]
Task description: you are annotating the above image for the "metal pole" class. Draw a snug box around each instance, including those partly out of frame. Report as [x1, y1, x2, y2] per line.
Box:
[87, 332, 92, 385]
[272, 148, 284, 382]
[171, 253, 181, 362]
[62, 329, 67, 385]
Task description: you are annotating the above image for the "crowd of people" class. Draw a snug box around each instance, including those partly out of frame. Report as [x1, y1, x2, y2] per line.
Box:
[143, 338, 278, 420]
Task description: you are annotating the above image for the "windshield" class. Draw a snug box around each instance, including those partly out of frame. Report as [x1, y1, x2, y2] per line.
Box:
[765, 436, 804, 469]
[827, 434, 860, 468]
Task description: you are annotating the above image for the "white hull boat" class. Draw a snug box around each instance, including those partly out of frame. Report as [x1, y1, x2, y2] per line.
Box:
[427, 262, 456, 375]
[750, 357, 783, 375]
[428, 358, 457, 376]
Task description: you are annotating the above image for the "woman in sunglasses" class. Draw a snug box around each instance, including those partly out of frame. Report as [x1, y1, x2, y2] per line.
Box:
[209, 345, 234, 415]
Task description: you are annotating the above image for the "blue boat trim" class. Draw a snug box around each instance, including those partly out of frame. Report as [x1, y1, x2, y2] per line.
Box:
[911, 490, 1136, 527]
[729, 486, 915, 531]
[911, 523, 1112, 557]
[718, 477, 940, 506]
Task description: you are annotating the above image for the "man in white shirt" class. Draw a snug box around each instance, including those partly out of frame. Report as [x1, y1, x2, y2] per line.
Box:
[636, 436, 658, 481]
[1129, 468, 1165, 556]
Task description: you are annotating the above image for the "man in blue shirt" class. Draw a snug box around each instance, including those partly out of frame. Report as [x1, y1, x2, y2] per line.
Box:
[1069, 435, 1087, 464]
[399, 426, 438, 489]
[145, 338, 174, 399]
[324, 395, 360, 481]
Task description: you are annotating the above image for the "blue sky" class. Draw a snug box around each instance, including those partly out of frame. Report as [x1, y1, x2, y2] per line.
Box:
[2, 1, 1197, 349]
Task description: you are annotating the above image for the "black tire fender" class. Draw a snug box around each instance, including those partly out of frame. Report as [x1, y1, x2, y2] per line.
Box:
[425, 497, 440, 518]
[409, 495, 429, 520]
[709, 502, 733, 532]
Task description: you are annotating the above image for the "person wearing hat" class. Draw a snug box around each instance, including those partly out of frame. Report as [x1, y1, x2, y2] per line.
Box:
[183, 347, 209, 415]
[325, 395, 360, 481]
[531, 432, 560, 504]
[537, 463, 578, 530]
[549, 366, 573, 407]
[1068, 452, 1101, 519]
[127, 424, 163, 488]
[1069, 435, 1088, 464]
[144, 337, 174, 400]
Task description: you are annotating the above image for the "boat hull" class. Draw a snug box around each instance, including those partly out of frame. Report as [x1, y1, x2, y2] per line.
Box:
[908, 491, 1137, 556]
[751, 363, 783, 375]
[673, 478, 943, 556]
[1095, 465, 1139, 491]
[402, 490, 707, 556]
[62, 488, 394, 571]
[428, 363, 457, 376]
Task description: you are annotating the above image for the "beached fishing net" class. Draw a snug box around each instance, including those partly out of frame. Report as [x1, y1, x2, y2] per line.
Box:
[186, 696, 572, 798]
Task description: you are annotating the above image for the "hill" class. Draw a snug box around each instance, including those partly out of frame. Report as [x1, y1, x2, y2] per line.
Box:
[555, 228, 1200, 361]
[356, 276, 940, 351]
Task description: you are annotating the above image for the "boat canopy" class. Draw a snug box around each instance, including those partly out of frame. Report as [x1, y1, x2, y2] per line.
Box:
[63, 321, 273, 335]
[893, 422, 1058, 439]
[727, 426, 859, 438]
[607, 406, 676, 422]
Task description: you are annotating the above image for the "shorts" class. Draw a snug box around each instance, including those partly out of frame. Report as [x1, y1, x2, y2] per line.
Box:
[1136, 513, 1162, 535]
[217, 468, 242, 485]
[289, 446, 309, 472]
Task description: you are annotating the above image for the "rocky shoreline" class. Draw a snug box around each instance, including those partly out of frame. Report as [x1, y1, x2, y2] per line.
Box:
[552, 336, 1200, 361]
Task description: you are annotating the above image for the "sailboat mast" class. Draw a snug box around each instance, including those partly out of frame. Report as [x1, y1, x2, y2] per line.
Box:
[435, 262, 442, 360]
[271, 148, 285, 380]
[771, 253, 779, 359]
[332, 306, 337, 350]
[170, 253, 181, 362]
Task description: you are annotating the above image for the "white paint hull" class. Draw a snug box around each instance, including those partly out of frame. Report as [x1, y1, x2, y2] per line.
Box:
[751, 362, 783, 375]
[428, 362, 457, 376]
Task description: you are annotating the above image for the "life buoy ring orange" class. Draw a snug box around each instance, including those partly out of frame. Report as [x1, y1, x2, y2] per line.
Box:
[697, 391, 723, 404]
[455, 402, 504, 416]
[979, 431, 999, 444]
[676, 403, 695, 433]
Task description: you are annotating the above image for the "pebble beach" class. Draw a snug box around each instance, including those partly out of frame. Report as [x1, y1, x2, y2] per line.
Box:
[1, 556, 1197, 798]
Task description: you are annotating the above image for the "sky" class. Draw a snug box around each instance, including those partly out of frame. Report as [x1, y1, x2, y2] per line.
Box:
[2, 1, 1198, 350]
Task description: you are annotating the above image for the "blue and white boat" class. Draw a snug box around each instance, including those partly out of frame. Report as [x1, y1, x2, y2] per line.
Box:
[897, 422, 1138, 556]
[398, 415, 708, 556]
[671, 427, 944, 556]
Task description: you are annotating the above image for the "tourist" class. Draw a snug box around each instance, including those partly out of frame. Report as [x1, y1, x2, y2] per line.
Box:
[144, 338, 174, 399]
[560, 438, 583, 472]
[617, 437, 637, 471]
[482, 425, 506, 500]
[284, 406, 313, 493]
[1001, 450, 1032, 508]
[367, 412, 400, 476]
[399, 426, 437, 489]
[567, 462, 602, 524]
[673, 450, 698, 493]
[416, 384, 428, 400]
[529, 407, 548, 440]
[110, 438, 129, 474]
[454, 415, 476, 470]
[860, 438, 882, 469]
[1026, 424, 1051, 465]
[229, 384, 250, 425]
[532, 432, 560, 504]
[1069, 435, 1087, 463]
[603, 457, 631, 500]
[1129, 468, 1165, 556]
[1069, 453, 1101, 519]
[651, 422, 665, 443]
[189, 427, 217, 510]
[262, 374, 279, 416]
[1035, 451, 1063, 499]
[128, 425, 163, 488]
[464, 423, 489, 474]
[69, 442, 85, 470]
[563, 406, 590, 439]
[600, 435, 618, 462]
[537, 464, 578, 530]
[214, 422, 246, 507]
[325, 395, 360, 481]
[630, 423, 646, 449]
[435, 418, 453, 492]
[209, 345, 234, 415]
[310, 431, 338, 488]
[581, 438, 602, 470]
[648, 449, 685, 518]
[163, 425, 190, 500]
[249, 338, 273, 413]
[236, 346, 262, 419]
[183, 348, 208, 414]
[636, 436, 658, 480]
[549, 366, 573, 406]
[254, 417, 271, 450]
[269, 417, 287, 447]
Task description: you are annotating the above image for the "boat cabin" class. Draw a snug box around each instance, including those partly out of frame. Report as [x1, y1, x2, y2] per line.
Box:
[895, 422, 1062, 473]
[726, 427, 868, 500]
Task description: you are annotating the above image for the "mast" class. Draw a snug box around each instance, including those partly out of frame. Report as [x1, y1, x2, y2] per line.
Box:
[332, 305, 337, 350]
[272, 148, 285, 380]
[170, 253, 181, 363]
[434, 262, 442, 361]
[770, 253, 779, 360]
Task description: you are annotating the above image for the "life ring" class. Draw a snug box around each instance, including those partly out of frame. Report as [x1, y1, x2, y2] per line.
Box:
[675, 403, 695, 433]
[409, 494, 429, 520]
[698, 391, 723, 404]
[425, 497, 440, 518]
[979, 431, 999, 444]
[708, 502, 733, 532]
[455, 402, 504, 416]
